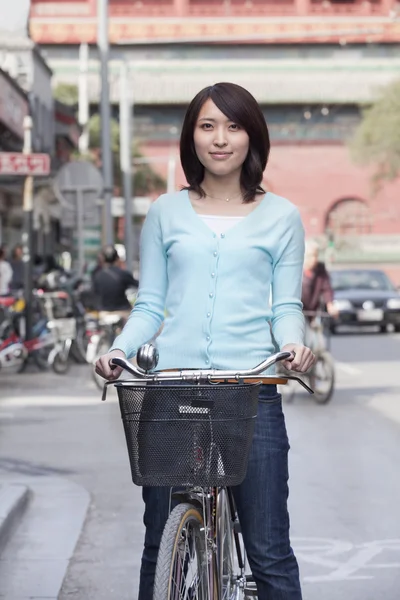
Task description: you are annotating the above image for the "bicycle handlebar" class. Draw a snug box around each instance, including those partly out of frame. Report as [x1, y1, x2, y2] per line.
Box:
[109, 350, 293, 381]
[101, 350, 314, 400]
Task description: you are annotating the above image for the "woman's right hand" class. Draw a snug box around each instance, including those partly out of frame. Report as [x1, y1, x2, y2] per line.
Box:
[95, 349, 126, 381]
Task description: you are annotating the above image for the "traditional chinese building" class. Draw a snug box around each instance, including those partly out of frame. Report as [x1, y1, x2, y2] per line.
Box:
[29, 0, 400, 279]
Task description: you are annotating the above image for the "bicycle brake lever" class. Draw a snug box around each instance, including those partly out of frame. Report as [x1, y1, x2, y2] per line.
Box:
[285, 375, 314, 394]
[109, 356, 145, 377]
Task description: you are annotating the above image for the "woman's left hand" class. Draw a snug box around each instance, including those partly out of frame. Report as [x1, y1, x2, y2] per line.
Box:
[280, 343, 316, 373]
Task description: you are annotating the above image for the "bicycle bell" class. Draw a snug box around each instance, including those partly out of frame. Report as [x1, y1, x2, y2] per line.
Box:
[137, 343, 159, 372]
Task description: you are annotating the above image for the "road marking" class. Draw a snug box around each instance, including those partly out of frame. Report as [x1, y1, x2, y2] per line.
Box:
[0, 393, 117, 408]
[292, 537, 400, 583]
[336, 362, 362, 375]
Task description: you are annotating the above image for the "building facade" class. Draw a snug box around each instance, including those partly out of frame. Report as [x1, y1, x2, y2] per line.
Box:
[29, 0, 400, 280]
[0, 31, 81, 258]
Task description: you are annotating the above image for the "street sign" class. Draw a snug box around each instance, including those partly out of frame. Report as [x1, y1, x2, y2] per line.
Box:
[0, 152, 51, 176]
[54, 160, 104, 272]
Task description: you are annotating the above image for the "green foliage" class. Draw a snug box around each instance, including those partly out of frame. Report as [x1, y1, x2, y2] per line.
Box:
[350, 80, 400, 191]
[88, 114, 120, 155]
[53, 83, 79, 106]
[88, 113, 166, 194]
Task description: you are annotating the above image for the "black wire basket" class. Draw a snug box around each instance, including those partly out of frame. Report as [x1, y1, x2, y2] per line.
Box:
[115, 382, 261, 487]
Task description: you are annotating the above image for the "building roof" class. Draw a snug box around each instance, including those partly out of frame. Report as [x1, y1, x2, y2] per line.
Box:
[51, 57, 400, 105]
[0, 31, 53, 75]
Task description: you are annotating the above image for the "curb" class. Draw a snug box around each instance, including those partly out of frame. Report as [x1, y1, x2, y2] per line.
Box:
[0, 484, 30, 555]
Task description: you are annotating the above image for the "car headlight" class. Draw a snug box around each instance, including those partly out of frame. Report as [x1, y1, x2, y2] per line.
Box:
[387, 298, 400, 309]
[333, 299, 352, 311]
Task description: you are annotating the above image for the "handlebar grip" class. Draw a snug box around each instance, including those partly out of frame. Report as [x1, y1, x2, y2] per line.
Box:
[109, 356, 139, 376]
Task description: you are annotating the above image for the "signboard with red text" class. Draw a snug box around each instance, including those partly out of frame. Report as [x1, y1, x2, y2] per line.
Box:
[0, 153, 51, 176]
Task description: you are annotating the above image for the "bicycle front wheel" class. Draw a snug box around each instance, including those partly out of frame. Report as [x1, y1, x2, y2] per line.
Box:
[154, 502, 210, 600]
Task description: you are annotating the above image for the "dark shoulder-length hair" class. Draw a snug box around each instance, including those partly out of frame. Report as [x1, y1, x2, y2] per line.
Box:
[180, 82, 270, 203]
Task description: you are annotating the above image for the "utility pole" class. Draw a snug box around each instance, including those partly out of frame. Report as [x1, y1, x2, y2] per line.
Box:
[119, 61, 134, 273]
[78, 43, 89, 155]
[97, 0, 114, 245]
[22, 116, 34, 341]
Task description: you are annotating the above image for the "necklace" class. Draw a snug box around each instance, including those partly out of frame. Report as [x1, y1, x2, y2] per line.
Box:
[203, 190, 243, 203]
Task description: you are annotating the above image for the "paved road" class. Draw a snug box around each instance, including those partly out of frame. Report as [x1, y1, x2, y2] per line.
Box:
[0, 330, 399, 599]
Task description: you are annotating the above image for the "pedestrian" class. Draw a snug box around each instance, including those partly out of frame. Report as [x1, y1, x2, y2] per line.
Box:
[95, 81, 315, 600]
[0, 246, 13, 296]
[10, 244, 24, 292]
[92, 245, 138, 318]
[302, 240, 339, 319]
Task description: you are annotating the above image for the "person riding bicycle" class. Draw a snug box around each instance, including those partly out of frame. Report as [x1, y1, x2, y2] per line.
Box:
[96, 82, 315, 600]
[92, 245, 138, 319]
[302, 240, 339, 321]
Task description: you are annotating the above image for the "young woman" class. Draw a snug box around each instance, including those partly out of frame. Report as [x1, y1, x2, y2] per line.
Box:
[96, 82, 315, 600]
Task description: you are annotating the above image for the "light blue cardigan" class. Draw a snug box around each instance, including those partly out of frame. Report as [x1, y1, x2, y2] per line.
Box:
[111, 190, 305, 372]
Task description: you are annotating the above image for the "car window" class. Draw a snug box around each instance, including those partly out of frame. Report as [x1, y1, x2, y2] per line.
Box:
[330, 270, 395, 292]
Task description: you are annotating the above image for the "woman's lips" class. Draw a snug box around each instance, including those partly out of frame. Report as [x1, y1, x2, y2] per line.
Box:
[209, 152, 232, 160]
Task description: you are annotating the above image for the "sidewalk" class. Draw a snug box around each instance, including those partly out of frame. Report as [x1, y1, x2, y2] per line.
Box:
[0, 482, 30, 555]
[0, 475, 90, 599]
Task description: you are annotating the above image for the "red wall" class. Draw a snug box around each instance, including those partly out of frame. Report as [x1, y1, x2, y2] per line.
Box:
[266, 144, 400, 237]
[142, 141, 400, 237]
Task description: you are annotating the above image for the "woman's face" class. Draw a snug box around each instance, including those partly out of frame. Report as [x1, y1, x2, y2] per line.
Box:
[193, 98, 249, 178]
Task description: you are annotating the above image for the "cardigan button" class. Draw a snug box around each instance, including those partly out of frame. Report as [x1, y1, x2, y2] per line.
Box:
[209, 293, 214, 298]
[221, 233, 225, 238]
[213, 251, 217, 257]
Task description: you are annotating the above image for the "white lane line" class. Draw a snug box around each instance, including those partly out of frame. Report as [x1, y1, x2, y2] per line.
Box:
[336, 362, 362, 375]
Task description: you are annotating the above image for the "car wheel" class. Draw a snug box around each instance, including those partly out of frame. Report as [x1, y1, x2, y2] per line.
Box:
[379, 324, 387, 333]
[394, 324, 400, 333]
[329, 324, 337, 334]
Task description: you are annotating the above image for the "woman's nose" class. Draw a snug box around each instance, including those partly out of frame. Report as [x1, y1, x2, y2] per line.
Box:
[213, 128, 227, 147]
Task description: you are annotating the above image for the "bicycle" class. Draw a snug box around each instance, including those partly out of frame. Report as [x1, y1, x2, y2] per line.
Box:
[102, 344, 313, 599]
[278, 310, 335, 404]
[86, 311, 127, 390]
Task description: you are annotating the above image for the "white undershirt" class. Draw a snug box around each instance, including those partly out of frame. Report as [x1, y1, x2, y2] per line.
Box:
[200, 214, 244, 236]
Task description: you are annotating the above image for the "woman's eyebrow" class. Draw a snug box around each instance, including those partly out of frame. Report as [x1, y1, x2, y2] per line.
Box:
[198, 117, 233, 124]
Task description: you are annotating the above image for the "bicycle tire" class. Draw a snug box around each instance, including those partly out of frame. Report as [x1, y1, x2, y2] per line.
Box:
[153, 502, 210, 600]
[32, 346, 52, 370]
[70, 326, 89, 364]
[52, 349, 71, 375]
[310, 351, 335, 404]
[217, 490, 241, 600]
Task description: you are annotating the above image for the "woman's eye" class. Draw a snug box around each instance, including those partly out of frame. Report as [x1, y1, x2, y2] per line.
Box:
[229, 123, 240, 131]
[201, 123, 213, 130]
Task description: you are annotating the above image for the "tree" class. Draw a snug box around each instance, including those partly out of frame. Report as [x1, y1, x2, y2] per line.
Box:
[53, 83, 78, 106]
[350, 80, 400, 191]
[87, 114, 166, 194]
[52, 82, 166, 194]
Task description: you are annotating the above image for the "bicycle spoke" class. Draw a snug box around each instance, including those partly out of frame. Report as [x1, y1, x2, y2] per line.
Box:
[170, 522, 205, 600]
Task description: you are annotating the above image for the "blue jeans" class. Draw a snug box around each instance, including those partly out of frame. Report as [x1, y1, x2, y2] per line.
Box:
[138, 385, 302, 600]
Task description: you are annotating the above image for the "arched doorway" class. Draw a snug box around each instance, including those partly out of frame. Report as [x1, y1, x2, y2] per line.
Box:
[325, 197, 372, 237]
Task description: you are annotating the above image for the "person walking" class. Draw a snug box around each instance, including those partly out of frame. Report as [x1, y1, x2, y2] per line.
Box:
[95, 82, 315, 600]
[92, 245, 138, 318]
[10, 244, 24, 292]
[0, 246, 13, 296]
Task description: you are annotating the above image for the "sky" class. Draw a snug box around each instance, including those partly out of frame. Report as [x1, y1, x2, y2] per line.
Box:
[0, 0, 30, 33]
